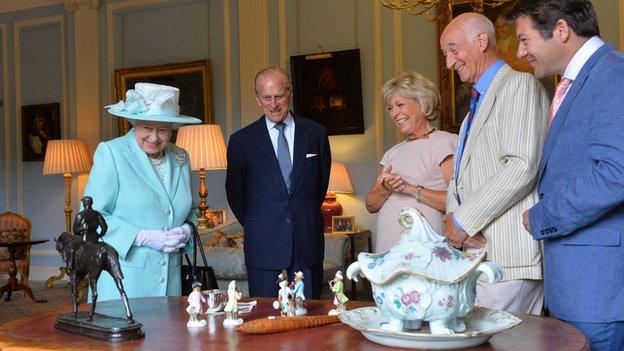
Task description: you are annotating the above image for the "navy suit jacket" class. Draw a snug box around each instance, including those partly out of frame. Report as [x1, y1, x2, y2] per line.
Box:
[529, 44, 624, 322]
[225, 115, 331, 270]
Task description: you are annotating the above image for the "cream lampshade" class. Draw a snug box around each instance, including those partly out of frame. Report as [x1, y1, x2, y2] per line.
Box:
[322, 162, 355, 233]
[43, 139, 92, 233]
[176, 124, 227, 229]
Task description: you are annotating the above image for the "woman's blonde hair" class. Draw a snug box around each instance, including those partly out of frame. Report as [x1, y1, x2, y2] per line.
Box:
[381, 71, 441, 121]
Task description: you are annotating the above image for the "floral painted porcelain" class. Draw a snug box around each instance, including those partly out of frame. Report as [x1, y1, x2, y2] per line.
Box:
[347, 207, 502, 335]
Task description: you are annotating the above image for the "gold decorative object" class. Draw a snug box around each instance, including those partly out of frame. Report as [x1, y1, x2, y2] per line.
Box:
[379, 0, 510, 20]
[176, 124, 227, 229]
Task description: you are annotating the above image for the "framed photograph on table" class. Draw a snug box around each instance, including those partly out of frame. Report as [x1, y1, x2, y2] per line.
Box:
[436, 2, 556, 133]
[332, 215, 355, 234]
[205, 208, 226, 229]
[21, 103, 61, 161]
[113, 60, 213, 136]
[290, 49, 364, 135]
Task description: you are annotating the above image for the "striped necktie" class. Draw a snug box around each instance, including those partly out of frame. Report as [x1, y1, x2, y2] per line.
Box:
[548, 78, 572, 126]
[455, 88, 480, 205]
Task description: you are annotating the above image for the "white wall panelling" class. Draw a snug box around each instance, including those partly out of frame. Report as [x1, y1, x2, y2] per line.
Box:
[105, 0, 169, 140]
[278, 0, 287, 70]
[238, 0, 269, 127]
[372, 1, 383, 161]
[223, 0, 233, 136]
[393, 10, 404, 144]
[13, 15, 67, 214]
[1, 24, 10, 210]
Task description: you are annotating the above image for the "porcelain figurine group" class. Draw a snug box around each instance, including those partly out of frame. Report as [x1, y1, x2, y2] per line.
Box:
[347, 207, 503, 335]
[185, 280, 243, 328]
[273, 271, 308, 316]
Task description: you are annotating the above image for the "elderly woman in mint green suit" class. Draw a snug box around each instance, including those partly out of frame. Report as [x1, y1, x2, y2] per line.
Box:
[84, 83, 201, 301]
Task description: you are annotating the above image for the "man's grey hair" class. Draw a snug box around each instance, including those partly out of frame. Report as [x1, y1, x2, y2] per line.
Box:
[254, 67, 292, 95]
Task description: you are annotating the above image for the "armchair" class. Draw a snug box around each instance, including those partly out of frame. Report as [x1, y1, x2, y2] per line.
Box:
[0, 212, 32, 285]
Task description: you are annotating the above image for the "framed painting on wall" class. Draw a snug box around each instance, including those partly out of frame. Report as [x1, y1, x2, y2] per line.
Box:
[436, 1, 556, 133]
[113, 60, 213, 136]
[22, 103, 61, 161]
[290, 49, 364, 135]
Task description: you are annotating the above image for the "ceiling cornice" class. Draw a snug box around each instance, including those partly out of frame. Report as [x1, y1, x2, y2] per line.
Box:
[0, 0, 64, 14]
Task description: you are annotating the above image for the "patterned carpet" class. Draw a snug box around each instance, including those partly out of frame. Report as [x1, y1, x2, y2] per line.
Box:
[0, 281, 73, 325]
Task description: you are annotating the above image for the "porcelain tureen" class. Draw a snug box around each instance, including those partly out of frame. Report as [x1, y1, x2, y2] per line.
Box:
[347, 207, 502, 334]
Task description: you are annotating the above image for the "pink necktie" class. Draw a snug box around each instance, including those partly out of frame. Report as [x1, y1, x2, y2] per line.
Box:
[548, 78, 572, 126]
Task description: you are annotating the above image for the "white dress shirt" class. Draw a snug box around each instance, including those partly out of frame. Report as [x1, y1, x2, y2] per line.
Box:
[561, 36, 605, 99]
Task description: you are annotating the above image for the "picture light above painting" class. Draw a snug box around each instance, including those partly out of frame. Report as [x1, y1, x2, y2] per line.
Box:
[113, 60, 213, 137]
[290, 49, 364, 136]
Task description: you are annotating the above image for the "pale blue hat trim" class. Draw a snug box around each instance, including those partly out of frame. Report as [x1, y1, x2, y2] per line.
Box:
[106, 83, 202, 124]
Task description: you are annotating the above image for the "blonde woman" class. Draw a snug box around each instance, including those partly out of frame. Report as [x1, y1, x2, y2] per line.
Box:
[366, 72, 458, 253]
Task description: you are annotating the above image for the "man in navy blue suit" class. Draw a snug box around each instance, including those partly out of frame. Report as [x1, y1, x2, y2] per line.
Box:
[508, 1, 624, 350]
[226, 67, 331, 299]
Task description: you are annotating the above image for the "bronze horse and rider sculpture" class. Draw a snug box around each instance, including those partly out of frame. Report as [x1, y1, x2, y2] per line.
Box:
[54, 196, 134, 324]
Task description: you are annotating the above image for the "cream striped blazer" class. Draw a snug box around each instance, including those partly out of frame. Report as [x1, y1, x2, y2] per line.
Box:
[446, 64, 549, 281]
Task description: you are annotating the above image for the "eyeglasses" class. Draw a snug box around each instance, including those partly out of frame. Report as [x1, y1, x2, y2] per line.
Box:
[259, 94, 288, 104]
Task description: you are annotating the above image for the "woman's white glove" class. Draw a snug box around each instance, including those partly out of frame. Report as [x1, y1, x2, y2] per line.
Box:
[134, 224, 192, 253]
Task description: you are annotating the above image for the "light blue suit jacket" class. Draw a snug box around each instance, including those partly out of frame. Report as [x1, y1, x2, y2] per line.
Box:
[84, 129, 196, 301]
[529, 44, 624, 322]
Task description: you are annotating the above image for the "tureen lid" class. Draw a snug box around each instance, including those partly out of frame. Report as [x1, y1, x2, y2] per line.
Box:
[361, 207, 486, 285]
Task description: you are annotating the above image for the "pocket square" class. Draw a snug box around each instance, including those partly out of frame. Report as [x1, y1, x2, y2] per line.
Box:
[306, 153, 318, 158]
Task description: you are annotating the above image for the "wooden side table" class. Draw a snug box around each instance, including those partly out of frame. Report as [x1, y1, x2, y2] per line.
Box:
[0, 239, 48, 303]
[342, 229, 371, 300]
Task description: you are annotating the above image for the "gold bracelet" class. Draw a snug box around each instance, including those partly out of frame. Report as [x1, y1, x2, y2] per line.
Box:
[415, 185, 424, 202]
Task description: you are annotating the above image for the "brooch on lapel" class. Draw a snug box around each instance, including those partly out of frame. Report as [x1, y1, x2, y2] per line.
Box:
[173, 147, 186, 166]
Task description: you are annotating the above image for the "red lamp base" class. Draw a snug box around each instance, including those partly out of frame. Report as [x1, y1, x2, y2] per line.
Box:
[321, 192, 343, 233]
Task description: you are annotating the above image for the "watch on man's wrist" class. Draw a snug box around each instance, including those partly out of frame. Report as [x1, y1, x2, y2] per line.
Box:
[415, 185, 424, 202]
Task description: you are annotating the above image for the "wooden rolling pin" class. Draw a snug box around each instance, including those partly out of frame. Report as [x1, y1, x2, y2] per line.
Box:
[236, 315, 340, 334]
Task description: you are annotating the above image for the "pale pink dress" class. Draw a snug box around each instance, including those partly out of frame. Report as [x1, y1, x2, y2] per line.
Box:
[374, 131, 458, 253]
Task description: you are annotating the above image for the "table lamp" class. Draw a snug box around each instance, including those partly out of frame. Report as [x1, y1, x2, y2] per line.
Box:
[43, 139, 92, 233]
[322, 161, 354, 233]
[176, 124, 227, 229]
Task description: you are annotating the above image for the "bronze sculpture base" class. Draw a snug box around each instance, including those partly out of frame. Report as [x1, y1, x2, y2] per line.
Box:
[55, 312, 144, 342]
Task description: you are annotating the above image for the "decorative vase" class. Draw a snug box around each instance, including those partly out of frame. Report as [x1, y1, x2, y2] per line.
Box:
[321, 192, 342, 233]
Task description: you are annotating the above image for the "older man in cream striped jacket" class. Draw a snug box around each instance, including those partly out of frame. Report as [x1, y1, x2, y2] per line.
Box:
[439, 13, 549, 315]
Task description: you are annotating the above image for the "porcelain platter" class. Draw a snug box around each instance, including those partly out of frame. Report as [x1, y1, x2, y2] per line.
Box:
[339, 306, 522, 350]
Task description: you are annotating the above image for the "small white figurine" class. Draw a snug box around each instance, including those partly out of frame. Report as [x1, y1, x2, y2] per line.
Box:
[186, 282, 207, 327]
[273, 279, 295, 316]
[223, 280, 243, 326]
[328, 270, 349, 315]
[291, 271, 307, 316]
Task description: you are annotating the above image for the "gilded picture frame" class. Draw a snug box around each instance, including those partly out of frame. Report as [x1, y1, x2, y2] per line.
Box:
[113, 60, 213, 136]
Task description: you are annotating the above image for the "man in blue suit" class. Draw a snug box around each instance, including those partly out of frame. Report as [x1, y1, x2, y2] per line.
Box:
[226, 67, 331, 299]
[508, 1, 624, 350]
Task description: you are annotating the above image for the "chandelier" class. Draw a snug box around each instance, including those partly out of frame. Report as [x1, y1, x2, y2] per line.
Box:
[379, 0, 510, 21]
